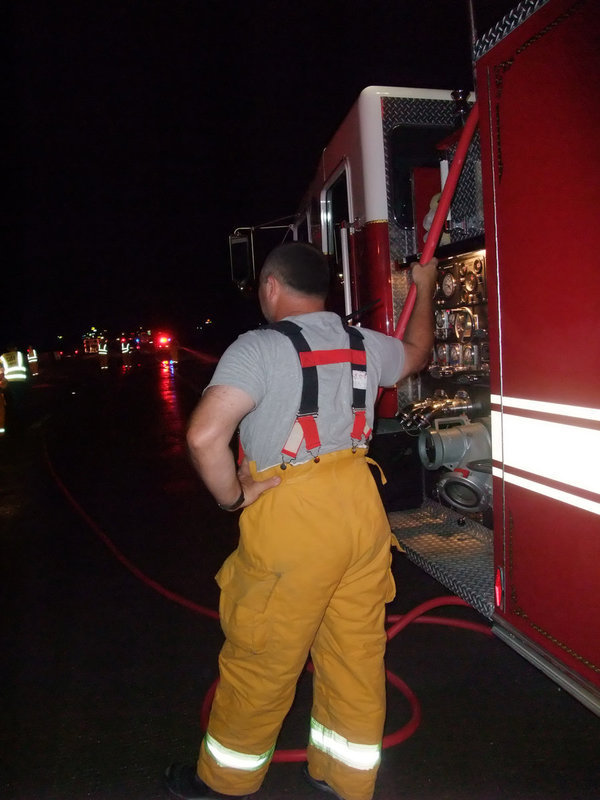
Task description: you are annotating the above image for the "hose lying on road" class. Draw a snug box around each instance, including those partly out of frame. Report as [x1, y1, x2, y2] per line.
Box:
[44, 436, 492, 759]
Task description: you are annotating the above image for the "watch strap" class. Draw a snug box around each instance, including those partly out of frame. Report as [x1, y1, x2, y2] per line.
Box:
[217, 489, 245, 511]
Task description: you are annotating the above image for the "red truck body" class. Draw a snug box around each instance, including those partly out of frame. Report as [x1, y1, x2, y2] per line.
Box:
[233, 0, 600, 712]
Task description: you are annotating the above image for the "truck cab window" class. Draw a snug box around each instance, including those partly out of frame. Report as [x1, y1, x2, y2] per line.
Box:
[390, 124, 453, 228]
[323, 171, 350, 315]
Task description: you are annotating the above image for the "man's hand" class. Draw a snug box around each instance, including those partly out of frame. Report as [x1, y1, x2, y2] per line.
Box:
[411, 257, 438, 293]
[237, 457, 281, 508]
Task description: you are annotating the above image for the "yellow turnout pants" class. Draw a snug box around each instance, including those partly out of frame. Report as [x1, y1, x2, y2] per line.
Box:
[197, 448, 396, 800]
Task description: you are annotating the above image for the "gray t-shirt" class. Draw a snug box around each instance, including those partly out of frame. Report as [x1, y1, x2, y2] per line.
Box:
[208, 311, 404, 471]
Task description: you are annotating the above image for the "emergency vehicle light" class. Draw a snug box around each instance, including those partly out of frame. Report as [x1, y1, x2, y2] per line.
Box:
[495, 567, 504, 609]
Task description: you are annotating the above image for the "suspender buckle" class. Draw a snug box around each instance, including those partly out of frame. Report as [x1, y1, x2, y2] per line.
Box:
[306, 446, 321, 464]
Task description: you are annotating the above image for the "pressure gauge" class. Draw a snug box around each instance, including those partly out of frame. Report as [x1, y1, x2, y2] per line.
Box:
[454, 310, 473, 340]
[442, 272, 457, 298]
[436, 344, 449, 365]
[435, 310, 445, 327]
[450, 344, 461, 365]
[464, 271, 478, 293]
[462, 345, 473, 366]
[474, 259, 483, 274]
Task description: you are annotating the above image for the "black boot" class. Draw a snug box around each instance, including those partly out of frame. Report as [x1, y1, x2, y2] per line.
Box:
[301, 763, 344, 798]
[165, 763, 254, 799]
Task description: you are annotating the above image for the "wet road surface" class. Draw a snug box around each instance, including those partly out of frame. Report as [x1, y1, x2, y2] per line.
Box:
[2, 351, 598, 799]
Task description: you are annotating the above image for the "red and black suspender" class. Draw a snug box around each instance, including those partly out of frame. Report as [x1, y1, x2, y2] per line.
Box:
[269, 320, 372, 466]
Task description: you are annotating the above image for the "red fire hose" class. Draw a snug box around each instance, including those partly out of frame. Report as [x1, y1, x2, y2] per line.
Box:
[393, 101, 479, 340]
[46, 437, 492, 761]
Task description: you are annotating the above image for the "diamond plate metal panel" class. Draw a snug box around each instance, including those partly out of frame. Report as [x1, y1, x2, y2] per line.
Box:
[389, 500, 495, 619]
[381, 95, 483, 271]
[447, 131, 484, 242]
[382, 97, 456, 129]
[390, 267, 417, 410]
[474, 0, 551, 60]
[382, 97, 457, 266]
[390, 268, 412, 328]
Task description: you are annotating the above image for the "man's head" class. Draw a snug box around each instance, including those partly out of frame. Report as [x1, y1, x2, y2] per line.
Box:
[258, 242, 329, 322]
[260, 242, 329, 298]
[258, 242, 330, 322]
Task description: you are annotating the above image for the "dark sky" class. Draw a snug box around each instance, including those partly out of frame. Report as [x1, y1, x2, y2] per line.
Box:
[6, 0, 515, 347]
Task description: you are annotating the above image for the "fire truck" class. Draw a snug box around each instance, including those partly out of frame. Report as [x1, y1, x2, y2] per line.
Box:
[230, 0, 599, 714]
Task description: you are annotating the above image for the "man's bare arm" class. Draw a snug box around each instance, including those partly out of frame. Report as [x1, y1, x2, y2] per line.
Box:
[398, 259, 438, 379]
[186, 385, 280, 510]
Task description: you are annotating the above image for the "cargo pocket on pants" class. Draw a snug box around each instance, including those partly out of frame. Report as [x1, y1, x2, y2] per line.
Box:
[216, 552, 281, 654]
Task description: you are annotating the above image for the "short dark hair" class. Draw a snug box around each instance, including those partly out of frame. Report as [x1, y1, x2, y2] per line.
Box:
[261, 242, 329, 298]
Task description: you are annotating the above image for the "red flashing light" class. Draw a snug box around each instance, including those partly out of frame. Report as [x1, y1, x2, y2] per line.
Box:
[156, 333, 172, 347]
[495, 567, 504, 608]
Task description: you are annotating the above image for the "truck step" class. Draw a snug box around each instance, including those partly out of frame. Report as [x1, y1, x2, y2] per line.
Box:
[389, 500, 494, 619]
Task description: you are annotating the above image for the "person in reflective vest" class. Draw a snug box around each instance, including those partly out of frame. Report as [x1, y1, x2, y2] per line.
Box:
[121, 337, 132, 368]
[167, 243, 437, 800]
[27, 345, 39, 376]
[1, 345, 29, 434]
[0, 362, 6, 436]
[98, 338, 108, 370]
[1, 346, 28, 383]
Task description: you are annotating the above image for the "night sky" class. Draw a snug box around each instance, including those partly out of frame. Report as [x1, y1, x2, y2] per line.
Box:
[6, 0, 516, 349]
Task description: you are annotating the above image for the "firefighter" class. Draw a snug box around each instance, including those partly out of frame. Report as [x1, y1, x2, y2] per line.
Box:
[1, 344, 29, 435]
[26, 345, 39, 376]
[0, 361, 6, 436]
[98, 337, 109, 369]
[166, 243, 437, 800]
[121, 336, 132, 368]
[1, 344, 28, 383]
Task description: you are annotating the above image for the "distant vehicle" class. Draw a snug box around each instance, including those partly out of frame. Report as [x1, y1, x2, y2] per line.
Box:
[131, 329, 175, 355]
[154, 332, 173, 351]
[134, 330, 154, 352]
[83, 337, 99, 354]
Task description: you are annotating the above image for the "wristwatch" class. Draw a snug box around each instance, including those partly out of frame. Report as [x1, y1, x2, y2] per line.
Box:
[217, 489, 245, 512]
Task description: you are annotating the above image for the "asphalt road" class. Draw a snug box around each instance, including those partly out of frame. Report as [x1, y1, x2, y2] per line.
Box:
[2, 351, 598, 800]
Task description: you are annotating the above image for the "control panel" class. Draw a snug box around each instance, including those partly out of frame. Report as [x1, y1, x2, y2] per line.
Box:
[430, 249, 489, 382]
